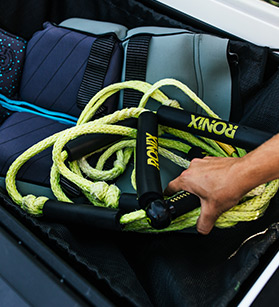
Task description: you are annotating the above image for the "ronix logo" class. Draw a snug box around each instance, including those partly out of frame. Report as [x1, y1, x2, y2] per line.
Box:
[188, 114, 238, 139]
[146, 132, 160, 170]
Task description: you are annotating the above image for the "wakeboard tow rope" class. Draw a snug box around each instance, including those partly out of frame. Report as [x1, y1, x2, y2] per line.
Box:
[5, 78, 279, 232]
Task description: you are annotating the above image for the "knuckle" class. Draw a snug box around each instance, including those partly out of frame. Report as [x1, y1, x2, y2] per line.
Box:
[190, 158, 200, 164]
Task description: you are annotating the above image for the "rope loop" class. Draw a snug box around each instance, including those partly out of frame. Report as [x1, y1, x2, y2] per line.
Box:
[22, 195, 49, 216]
[5, 78, 279, 233]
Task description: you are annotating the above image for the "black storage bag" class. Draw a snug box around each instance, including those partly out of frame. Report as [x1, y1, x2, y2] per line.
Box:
[0, 1, 279, 306]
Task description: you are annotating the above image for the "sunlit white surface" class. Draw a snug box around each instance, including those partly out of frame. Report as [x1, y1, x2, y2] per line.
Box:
[157, 0, 279, 48]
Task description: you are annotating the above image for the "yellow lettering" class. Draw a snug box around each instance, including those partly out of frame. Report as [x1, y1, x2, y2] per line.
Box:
[146, 132, 158, 145]
[147, 146, 159, 160]
[202, 118, 215, 133]
[225, 124, 238, 139]
[147, 158, 160, 170]
[187, 115, 239, 140]
[188, 114, 201, 129]
[146, 132, 159, 170]
[213, 122, 226, 135]
[198, 117, 205, 130]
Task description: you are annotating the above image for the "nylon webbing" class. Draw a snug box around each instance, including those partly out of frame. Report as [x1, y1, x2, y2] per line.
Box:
[123, 35, 151, 108]
[77, 35, 116, 113]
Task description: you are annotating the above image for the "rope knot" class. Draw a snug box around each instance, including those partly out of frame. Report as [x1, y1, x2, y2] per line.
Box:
[90, 182, 120, 208]
[114, 159, 126, 173]
[104, 184, 120, 208]
[22, 194, 48, 216]
[90, 181, 109, 201]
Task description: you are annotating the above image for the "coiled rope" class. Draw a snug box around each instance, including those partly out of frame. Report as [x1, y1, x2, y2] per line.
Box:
[5, 78, 279, 232]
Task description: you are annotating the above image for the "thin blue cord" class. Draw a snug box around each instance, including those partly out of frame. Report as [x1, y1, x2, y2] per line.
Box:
[0, 94, 78, 126]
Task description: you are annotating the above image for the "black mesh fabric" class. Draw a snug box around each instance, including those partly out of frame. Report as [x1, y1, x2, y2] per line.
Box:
[229, 41, 269, 102]
[240, 68, 279, 134]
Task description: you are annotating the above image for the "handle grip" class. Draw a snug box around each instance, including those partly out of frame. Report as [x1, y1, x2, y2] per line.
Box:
[136, 111, 170, 229]
[119, 189, 202, 218]
[65, 118, 137, 161]
[43, 200, 122, 231]
[136, 111, 163, 206]
[157, 105, 273, 150]
[118, 193, 138, 212]
[166, 191, 201, 220]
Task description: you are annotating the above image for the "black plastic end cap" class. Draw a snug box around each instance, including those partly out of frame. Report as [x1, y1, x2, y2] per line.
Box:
[146, 199, 171, 230]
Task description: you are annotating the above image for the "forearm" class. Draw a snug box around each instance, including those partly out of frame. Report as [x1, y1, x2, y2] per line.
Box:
[236, 133, 279, 193]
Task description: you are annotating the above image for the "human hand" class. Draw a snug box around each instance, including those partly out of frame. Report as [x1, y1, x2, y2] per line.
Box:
[164, 156, 249, 235]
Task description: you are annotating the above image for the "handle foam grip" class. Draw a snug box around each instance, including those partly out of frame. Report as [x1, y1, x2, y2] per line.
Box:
[167, 191, 201, 219]
[43, 200, 122, 231]
[164, 147, 207, 218]
[65, 118, 137, 161]
[136, 111, 163, 209]
[157, 105, 273, 150]
[118, 193, 139, 212]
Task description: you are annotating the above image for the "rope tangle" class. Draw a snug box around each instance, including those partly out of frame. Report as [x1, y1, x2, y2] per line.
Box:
[5, 79, 279, 232]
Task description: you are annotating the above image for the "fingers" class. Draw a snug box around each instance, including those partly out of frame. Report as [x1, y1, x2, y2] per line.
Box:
[196, 201, 219, 235]
[164, 177, 182, 196]
[165, 177, 221, 235]
[164, 170, 189, 196]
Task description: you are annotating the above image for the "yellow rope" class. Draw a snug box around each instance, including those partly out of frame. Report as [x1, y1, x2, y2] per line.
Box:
[5, 78, 279, 232]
